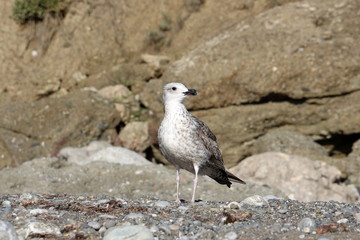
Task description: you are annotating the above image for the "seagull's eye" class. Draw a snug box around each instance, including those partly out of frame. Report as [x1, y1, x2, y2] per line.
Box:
[172, 87, 177, 91]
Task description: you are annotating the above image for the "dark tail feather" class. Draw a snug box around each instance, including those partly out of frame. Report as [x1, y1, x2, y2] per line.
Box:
[226, 170, 246, 185]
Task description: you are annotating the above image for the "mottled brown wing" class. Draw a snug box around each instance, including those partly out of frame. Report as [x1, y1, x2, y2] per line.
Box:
[192, 116, 224, 166]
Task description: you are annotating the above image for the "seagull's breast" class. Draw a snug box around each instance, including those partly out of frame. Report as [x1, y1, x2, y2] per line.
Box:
[158, 109, 211, 168]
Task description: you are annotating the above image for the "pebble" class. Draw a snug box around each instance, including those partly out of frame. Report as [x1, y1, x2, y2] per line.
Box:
[278, 208, 288, 214]
[88, 221, 102, 230]
[0, 220, 19, 240]
[155, 200, 170, 208]
[169, 224, 179, 231]
[317, 238, 330, 240]
[354, 213, 360, 223]
[25, 221, 61, 238]
[105, 220, 117, 229]
[159, 224, 171, 234]
[29, 208, 48, 215]
[298, 217, 316, 233]
[125, 213, 145, 219]
[228, 201, 241, 209]
[104, 225, 154, 240]
[271, 223, 282, 233]
[239, 195, 269, 208]
[224, 231, 238, 240]
[336, 218, 348, 224]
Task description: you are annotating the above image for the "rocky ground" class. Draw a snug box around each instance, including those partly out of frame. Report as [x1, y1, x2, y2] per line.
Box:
[1, 0, 360, 239]
[1, 193, 359, 240]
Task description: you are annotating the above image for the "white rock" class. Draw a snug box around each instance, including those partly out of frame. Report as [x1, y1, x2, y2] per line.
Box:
[231, 152, 359, 202]
[25, 222, 61, 238]
[87, 146, 150, 165]
[154, 201, 170, 208]
[227, 201, 241, 209]
[29, 209, 48, 215]
[0, 220, 19, 240]
[59, 141, 150, 166]
[104, 225, 154, 240]
[239, 195, 269, 208]
[125, 213, 145, 219]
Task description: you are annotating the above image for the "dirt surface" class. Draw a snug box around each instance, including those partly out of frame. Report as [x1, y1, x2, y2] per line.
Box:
[0, 193, 359, 239]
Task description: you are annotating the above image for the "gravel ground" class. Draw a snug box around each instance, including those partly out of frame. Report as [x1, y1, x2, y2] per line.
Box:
[1, 193, 359, 240]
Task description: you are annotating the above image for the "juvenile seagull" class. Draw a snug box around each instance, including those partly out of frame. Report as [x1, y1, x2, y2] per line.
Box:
[158, 82, 245, 202]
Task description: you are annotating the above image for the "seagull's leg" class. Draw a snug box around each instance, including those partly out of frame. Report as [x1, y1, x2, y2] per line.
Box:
[175, 167, 181, 203]
[191, 165, 200, 203]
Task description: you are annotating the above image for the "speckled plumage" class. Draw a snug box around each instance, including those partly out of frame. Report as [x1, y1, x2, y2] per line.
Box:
[158, 82, 245, 202]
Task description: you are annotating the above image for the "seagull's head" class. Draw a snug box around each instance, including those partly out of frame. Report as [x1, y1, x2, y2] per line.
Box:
[162, 82, 197, 104]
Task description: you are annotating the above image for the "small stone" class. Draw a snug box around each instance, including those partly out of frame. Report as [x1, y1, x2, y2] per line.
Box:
[125, 213, 145, 219]
[99, 214, 117, 219]
[271, 223, 281, 233]
[278, 208, 288, 214]
[88, 221, 102, 230]
[228, 202, 241, 209]
[354, 213, 360, 223]
[224, 231, 238, 240]
[0, 220, 19, 240]
[104, 225, 154, 240]
[29, 209, 48, 215]
[317, 238, 330, 240]
[1, 201, 11, 207]
[239, 195, 269, 208]
[155, 201, 170, 208]
[25, 222, 61, 238]
[99, 226, 107, 234]
[149, 225, 159, 233]
[336, 218, 348, 224]
[105, 220, 117, 229]
[169, 224, 179, 231]
[159, 224, 171, 234]
[19, 193, 34, 201]
[298, 218, 316, 233]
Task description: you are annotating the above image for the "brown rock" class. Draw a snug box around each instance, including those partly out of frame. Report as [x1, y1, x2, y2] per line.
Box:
[118, 121, 151, 153]
[0, 91, 120, 168]
[98, 85, 141, 123]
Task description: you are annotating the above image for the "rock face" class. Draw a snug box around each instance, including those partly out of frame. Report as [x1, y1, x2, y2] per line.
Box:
[141, 0, 360, 167]
[0, 91, 120, 168]
[251, 129, 329, 158]
[231, 152, 359, 203]
[1, 0, 293, 104]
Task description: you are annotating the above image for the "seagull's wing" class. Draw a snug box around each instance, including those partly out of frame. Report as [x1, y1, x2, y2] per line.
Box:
[192, 115, 246, 186]
[191, 116, 224, 165]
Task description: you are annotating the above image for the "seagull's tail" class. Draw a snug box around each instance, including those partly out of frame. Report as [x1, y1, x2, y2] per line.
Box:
[226, 170, 246, 185]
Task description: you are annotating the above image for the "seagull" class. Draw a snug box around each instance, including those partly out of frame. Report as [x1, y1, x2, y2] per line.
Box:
[158, 82, 245, 203]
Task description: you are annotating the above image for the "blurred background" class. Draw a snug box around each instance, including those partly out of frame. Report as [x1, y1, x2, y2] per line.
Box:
[0, 0, 359, 203]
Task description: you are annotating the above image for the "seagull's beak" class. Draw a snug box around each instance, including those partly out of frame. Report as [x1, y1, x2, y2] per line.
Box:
[183, 89, 197, 96]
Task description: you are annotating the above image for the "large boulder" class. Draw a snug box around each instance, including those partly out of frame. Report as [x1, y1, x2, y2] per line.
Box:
[141, 0, 360, 166]
[0, 91, 120, 168]
[231, 152, 359, 202]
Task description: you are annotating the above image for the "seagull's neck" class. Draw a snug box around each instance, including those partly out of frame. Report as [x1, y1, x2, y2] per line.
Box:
[164, 100, 188, 117]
